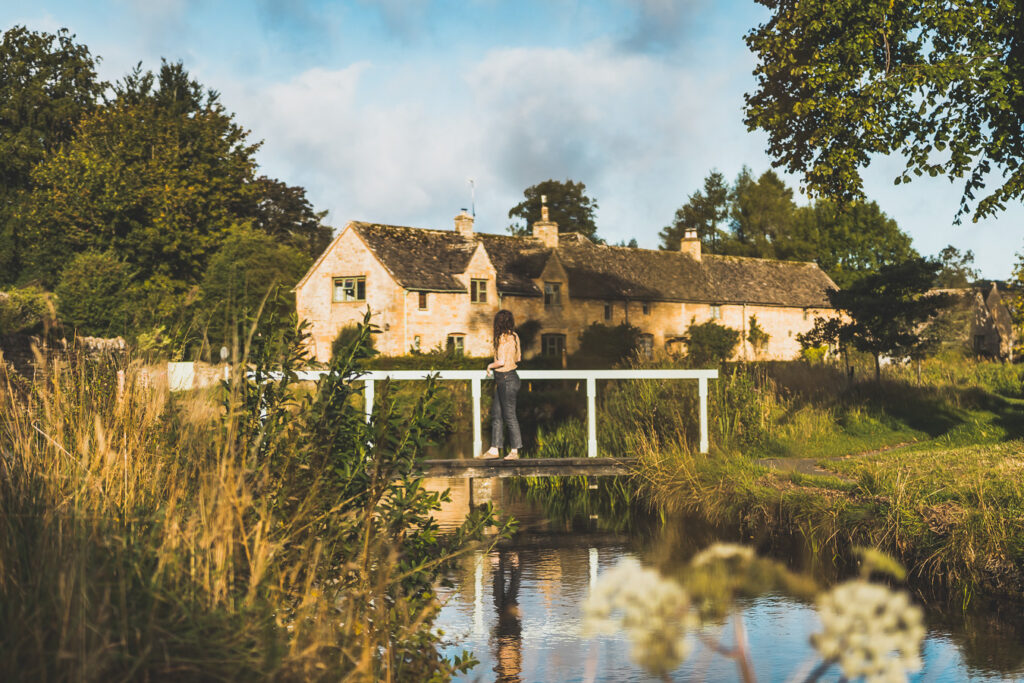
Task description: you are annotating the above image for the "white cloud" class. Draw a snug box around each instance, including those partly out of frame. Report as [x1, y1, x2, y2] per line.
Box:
[221, 41, 765, 247]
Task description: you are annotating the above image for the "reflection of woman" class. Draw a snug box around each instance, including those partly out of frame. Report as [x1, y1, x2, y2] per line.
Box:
[478, 310, 523, 460]
[492, 550, 523, 683]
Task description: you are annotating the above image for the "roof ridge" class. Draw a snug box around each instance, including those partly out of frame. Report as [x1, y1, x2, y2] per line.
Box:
[703, 253, 819, 267]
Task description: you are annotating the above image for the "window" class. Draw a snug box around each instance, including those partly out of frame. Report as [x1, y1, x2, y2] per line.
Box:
[333, 276, 366, 302]
[642, 302, 650, 315]
[413, 335, 421, 351]
[541, 333, 566, 357]
[446, 334, 465, 355]
[544, 282, 562, 307]
[418, 292, 428, 310]
[638, 334, 654, 359]
[803, 308, 809, 320]
[710, 305, 721, 320]
[974, 335, 986, 353]
[603, 303, 612, 320]
[471, 279, 488, 303]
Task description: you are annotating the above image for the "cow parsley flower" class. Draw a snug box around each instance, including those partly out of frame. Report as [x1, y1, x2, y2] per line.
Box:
[583, 558, 696, 676]
[812, 579, 925, 683]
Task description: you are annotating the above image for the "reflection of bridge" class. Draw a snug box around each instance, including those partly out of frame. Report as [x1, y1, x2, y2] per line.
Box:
[424, 457, 635, 478]
[293, 368, 719, 457]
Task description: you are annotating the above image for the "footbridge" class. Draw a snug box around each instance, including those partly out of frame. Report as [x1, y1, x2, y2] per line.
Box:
[292, 368, 718, 470]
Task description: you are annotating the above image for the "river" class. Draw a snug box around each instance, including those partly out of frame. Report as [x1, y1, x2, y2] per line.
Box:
[425, 473, 1024, 683]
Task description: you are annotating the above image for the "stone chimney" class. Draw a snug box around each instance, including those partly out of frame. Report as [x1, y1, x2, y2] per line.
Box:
[532, 194, 559, 248]
[679, 228, 701, 261]
[454, 209, 474, 237]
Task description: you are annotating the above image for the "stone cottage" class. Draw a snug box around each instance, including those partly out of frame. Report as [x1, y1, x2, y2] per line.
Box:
[294, 208, 838, 363]
[933, 283, 1017, 360]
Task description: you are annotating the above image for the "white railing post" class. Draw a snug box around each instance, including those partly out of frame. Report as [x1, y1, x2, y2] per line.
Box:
[471, 377, 482, 458]
[698, 376, 709, 453]
[364, 378, 375, 423]
[586, 377, 598, 458]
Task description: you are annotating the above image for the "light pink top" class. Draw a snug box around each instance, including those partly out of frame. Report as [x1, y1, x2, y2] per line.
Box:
[493, 332, 521, 372]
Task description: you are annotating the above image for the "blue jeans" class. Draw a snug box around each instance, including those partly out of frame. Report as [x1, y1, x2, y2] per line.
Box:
[490, 370, 523, 450]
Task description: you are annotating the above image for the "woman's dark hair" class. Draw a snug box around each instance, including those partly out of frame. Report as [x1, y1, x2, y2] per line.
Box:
[493, 309, 516, 350]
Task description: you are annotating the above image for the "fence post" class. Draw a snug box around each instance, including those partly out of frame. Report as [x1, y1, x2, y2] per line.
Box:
[364, 378, 375, 423]
[471, 377, 482, 457]
[586, 376, 597, 458]
[698, 376, 709, 453]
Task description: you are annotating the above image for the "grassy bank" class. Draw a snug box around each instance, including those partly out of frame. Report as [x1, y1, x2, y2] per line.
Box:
[518, 354, 1024, 600]
[620, 356, 1024, 600]
[0, 323, 500, 681]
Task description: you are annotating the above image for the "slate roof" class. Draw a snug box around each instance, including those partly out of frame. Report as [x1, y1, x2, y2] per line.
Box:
[336, 222, 836, 308]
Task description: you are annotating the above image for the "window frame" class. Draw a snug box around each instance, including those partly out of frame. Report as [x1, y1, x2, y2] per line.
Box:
[418, 291, 428, 310]
[333, 276, 366, 303]
[412, 335, 422, 351]
[603, 302, 612, 321]
[446, 334, 466, 355]
[541, 333, 566, 357]
[470, 278, 488, 304]
[642, 302, 650, 315]
[638, 333, 654, 359]
[710, 304, 722, 320]
[544, 281, 562, 307]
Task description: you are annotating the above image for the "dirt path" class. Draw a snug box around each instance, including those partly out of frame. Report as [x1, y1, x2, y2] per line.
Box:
[756, 441, 917, 480]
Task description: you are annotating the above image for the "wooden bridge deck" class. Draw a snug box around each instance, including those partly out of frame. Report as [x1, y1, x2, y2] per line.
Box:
[423, 457, 636, 479]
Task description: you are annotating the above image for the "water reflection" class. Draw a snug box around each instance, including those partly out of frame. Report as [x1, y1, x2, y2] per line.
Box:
[427, 475, 1024, 682]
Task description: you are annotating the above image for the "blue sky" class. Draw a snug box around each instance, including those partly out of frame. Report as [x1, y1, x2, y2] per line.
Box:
[5, 0, 1021, 278]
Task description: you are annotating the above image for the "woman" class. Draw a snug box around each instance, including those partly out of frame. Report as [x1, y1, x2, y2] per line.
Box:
[478, 309, 522, 460]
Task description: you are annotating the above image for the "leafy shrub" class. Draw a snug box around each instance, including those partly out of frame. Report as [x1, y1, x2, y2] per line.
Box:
[573, 322, 642, 368]
[682, 319, 740, 366]
[747, 315, 770, 355]
[55, 251, 131, 337]
[331, 323, 378, 362]
[0, 286, 55, 336]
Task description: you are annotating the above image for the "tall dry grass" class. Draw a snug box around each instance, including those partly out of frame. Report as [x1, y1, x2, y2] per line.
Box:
[0, 318, 501, 682]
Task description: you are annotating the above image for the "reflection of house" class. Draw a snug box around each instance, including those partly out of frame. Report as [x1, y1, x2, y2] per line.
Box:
[295, 207, 838, 362]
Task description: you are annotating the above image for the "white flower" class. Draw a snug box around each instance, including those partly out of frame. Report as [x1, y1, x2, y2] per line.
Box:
[812, 579, 926, 683]
[583, 558, 696, 676]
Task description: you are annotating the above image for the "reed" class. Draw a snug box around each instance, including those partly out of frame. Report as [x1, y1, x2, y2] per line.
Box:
[0, 316, 505, 681]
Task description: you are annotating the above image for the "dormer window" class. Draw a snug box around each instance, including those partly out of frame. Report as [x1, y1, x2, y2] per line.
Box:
[333, 276, 365, 302]
[544, 282, 562, 307]
[471, 279, 488, 303]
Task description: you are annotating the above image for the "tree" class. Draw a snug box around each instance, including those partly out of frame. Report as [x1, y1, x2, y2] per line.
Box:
[799, 258, 955, 380]
[934, 245, 979, 289]
[744, 1, 1024, 222]
[19, 60, 260, 293]
[199, 229, 312, 351]
[247, 176, 333, 258]
[726, 168, 798, 258]
[658, 171, 730, 251]
[55, 251, 132, 337]
[508, 179, 599, 240]
[746, 315, 770, 357]
[0, 26, 105, 285]
[682, 319, 740, 366]
[788, 200, 918, 288]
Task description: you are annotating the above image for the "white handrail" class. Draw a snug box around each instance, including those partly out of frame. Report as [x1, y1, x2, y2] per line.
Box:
[290, 368, 718, 456]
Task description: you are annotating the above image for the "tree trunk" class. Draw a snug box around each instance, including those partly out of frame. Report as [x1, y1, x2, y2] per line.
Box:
[874, 353, 881, 382]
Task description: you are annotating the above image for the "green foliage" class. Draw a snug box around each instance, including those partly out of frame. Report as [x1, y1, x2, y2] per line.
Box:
[0, 26, 105, 285]
[659, 170, 730, 251]
[659, 169, 916, 287]
[573, 322, 642, 368]
[934, 245, 979, 289]
[507, 178, 600, 240]
[746, 315, 770, 355]
[200, 229, 311, 351]
[744, 0, 1024, 222]
[800, 258, 956, 379]
[0, 309, 504, 679]
[682, 319, 740, 367]
[331, 322, 378, 362]
[20, 61, 260, 289]
[246, 175, 334, 258]
[55, 251, 131, 337]
[0, 286, 54, 335]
